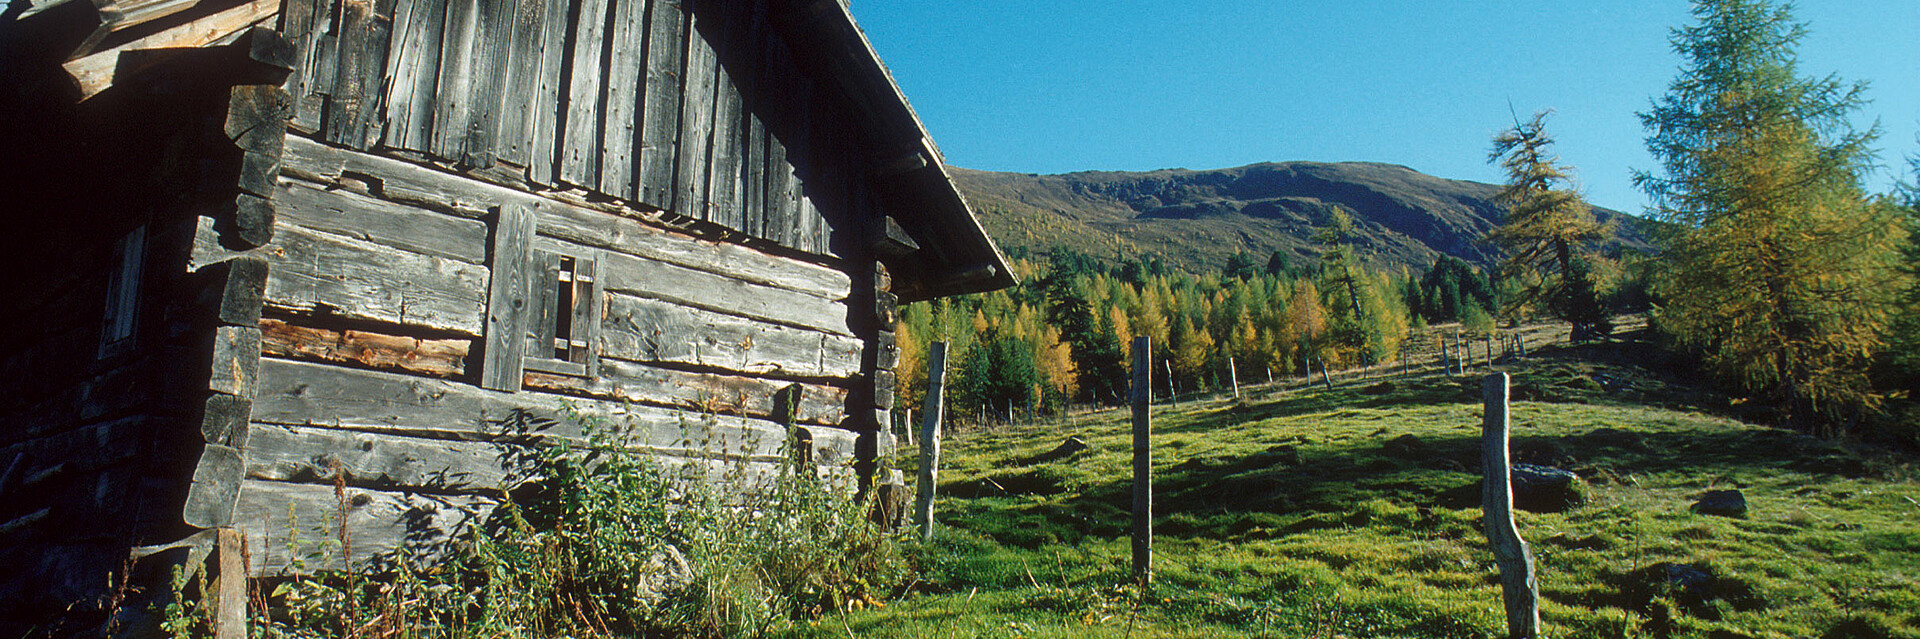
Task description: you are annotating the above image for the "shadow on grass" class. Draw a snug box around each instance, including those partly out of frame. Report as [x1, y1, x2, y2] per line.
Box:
[946, 387, 1873, 549]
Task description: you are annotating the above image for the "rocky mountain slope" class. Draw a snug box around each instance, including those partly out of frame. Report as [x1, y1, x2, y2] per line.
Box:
[949, 161, 1653, 273]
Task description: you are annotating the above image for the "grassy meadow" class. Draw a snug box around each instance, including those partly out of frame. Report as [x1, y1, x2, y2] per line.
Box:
[785, 341, 1920, 639]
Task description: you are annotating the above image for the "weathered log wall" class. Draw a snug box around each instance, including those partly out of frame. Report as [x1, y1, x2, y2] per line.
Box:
[204, 95, 882, 575]
[279, 0, 871, 258]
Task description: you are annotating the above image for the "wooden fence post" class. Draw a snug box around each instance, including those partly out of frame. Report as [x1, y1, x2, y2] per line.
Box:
[215, 527, 247, 639]
[1482, 373, 1539, 639]
[1131, 336, 1153, 585]
[1229, 356, 1241, 399]
[1164, 359, 1177, 407]
[914, 342, 948, 542]
[1320, 360, 1333, 390]
[1485, 335, 1494, 368]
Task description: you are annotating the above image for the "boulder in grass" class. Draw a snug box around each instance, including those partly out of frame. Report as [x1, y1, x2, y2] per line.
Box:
[1381, 434, 1432, 460]
[1025, 436, 1090, 464]
[1693, 489, 1748, 518]
[1509, 464, 1584, 513]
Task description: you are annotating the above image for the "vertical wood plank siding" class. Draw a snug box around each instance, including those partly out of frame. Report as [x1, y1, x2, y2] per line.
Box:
[285, 0, 853, 256]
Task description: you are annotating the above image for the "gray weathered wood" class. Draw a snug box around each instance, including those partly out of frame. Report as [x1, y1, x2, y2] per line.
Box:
[460, 0, 515, 167]
[525, 357, 847, 425]
[1229, 356, 1240, 399]
[215, 528, 248, 639]
[233, 479, 495, 574]
[429, 0, 478, 160]
[597, 0, 647, 199]
[275, 180, 489, 264]
[183, 444, 246, 528]
[1482, 373, 1539, 639]
[245, 422, 521, 490]
[706, 59, 743, 230]
[200, 394, 254, 448]
[913, 341, 946, 541]
[210, 326, 262, 398]
[636, 0, 686, 209]
[1131, 336, 1152, 584]
[193, 219, 491, 335]
[674, 0, 718, 221]
[560, 0, 612, 187]
[324, 0, 395, 149]
[529, 195, 851, 300]
[481, 203, 536, 391]
[492, 0, 547, 165]
[526, 0, 571, 184]
[598, 248, 852, 337]
[381, 0, 446, 151]
[283, 140, 851, 299]
[599, 291, 862, 380]
[249, 359, 860, 461]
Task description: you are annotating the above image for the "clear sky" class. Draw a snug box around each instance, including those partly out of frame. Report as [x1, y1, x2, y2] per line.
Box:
[851, 1, 1919, 214]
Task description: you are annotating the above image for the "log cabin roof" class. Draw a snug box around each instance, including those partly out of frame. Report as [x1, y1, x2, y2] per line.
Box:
[0, 0, 1016, 303]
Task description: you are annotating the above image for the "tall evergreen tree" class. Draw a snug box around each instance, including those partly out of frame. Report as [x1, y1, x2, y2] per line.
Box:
[1315, 207, 1371, 362]
[1487, 110, 1612, 341]
[1636, 0, 1900, 423]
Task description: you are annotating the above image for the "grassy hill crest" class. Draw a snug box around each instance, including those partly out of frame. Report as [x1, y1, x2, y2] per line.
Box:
[951, 161, 1654, 274]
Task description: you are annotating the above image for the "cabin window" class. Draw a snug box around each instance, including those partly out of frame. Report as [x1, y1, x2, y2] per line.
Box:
[98, 225, 146, 358]
[522, 243, 603, 378]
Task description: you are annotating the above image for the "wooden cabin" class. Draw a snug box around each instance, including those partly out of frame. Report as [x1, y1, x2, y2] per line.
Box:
[0, 0, 1013, 632]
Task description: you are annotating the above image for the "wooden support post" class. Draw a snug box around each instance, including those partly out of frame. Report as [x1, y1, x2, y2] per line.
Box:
[903, 408, 915, 448]
[215, 528, 248, 639]
[1486, 335, 1494, 368]
[1164, 359, 1177, 407]
[1228, 356, 1241, 399]
[1518, 334, 1526, 359]
[1321, 361, 1333, 390]
[1131, 336, 1153, 585]
[914, 343, 948, 542]
[1266, 367, 1274, 386]
[1482, 373, 1539, 639]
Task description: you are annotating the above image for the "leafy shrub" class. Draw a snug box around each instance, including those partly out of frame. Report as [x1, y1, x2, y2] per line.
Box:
[158, 409, 903, 639]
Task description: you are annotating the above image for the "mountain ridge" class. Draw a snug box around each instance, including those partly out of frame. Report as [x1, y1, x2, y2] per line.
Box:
[948, 160, 1652, 274]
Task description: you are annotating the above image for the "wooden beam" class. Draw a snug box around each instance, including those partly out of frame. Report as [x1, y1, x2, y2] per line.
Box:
[261, 319, 471, 378]
[62, 0, 282, 100]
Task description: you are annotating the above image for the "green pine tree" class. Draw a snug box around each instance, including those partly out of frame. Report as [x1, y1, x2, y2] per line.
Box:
[1636, 0, 1901, 424]
[1487, 110, 1612, 341]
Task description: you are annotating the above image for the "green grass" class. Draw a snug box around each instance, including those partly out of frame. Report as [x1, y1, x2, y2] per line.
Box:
[783, 356, 1920, 639]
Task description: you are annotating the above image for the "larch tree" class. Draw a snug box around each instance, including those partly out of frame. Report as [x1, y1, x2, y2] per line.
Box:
[1636, 0, 1900, 424]
[1487, 110, 1612, 341]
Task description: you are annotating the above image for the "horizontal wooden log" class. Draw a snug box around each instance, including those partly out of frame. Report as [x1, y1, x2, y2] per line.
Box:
[281, 137, 851, 292]
[0, 416, 148, 490]
[195, 256, 271, 328]
[275, 180, 490, 264]
[600, 291, 862, 380]
[183, 443, 245, 528]
[245, 423, 520, 491]
[249, 359, 858, 466]
[532, 197, 851, 301]
[192, 219, 490, 336]
[233, 480, 495, 575]
[598, 249, 852, 337]
[261, 319, 471, 378]
[209, 326, 261, 398]
[524, 357, 847, 426]
[235, 452, 856, 576]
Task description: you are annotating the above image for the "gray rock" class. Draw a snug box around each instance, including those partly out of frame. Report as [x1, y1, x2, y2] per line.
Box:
[1027, 436, 1090, 464]
[1693, 490, 1748, 518]
[1510, 464, 1584, 513]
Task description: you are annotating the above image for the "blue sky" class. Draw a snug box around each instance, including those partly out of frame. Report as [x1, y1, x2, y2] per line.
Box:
[852, 1, 1919, 214]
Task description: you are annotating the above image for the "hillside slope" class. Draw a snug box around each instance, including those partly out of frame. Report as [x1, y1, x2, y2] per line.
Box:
[951, 162, 1653, 274]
